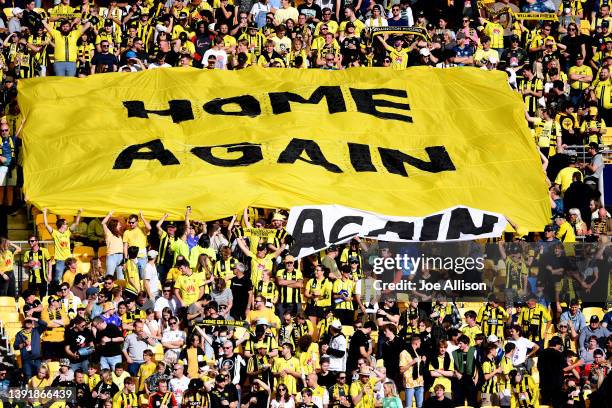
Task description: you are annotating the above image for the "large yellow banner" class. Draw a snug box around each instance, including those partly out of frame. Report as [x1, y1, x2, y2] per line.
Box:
[18, 67, 550, 231]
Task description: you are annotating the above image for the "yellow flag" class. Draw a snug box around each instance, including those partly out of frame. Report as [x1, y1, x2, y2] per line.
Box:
[18, 67, 550, 231]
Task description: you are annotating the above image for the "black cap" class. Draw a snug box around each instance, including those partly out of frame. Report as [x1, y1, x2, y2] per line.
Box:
[544, 224, 554, 232]
[510, 34, 519, 42]
[215, 374, 226, 383]
[590, 315, 600, 323]
[248, 22, 257, 28]
[426, 23, 434, 30]
[569, 155, 577, 164]
[346, 22, 354, 29]
[348, 256, 359, 264]
[327, 244, 338, 252]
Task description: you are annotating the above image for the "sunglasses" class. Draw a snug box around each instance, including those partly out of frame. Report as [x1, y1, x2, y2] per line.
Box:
[29, 239, 37, 243]
[170, 321, 178, 325]
[223, 346, 233, 349]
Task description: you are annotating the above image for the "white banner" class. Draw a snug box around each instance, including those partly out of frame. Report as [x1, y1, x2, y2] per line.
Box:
[287, 205, 507, 258]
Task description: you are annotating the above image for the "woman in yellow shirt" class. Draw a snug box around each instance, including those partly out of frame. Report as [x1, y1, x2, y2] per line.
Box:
[0, 237, 20, 296]
[28, 364, 52, 389]
[102, 211, 125, 279]
[43, 207, 82, 283]
[236, 237, 285, 286]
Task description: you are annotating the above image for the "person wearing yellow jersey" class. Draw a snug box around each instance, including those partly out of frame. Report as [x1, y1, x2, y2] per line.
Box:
[41, 296, 69, 359]
[554, 156, 582, 194]
[314, 10, 338, 36]
[580, 106, 607, 144]
[272, 343, 301, 396]
[86, 365, 101, 391]
[477, 296, 509, 339]
[42, 18, 91, 76]
[399, 335, 425, 408]
[338, 8, 365, 36]
[481, 344, 502, 406]
[136, 349, 156, 392]
[569, 54, 593, 105]
[174, 259, 204, 307]
[124, 246, 142, 299]
[518, 296, 552, 346]
[113, 377, 138, 408]
[377, 36, 409, 70]
[350, 369, 380, 408]
[498, 343, 516, 407]
[304, 265, 333, 330]
[42, 207, 82, 283]
[332, 265, 355, 325]
[428, 340, 454, 399]
[236, 237, 284, 287]
[28, 364, 52, 391]
[479, 13, 504, 54]
[276, 254, 303, 316]
[0, 237, 19, 297]
[554, 216, 577, 243]
[461, 311, 483, 346]
[526, 107, 561, 158]
[590, 66, 612, 123]
[508, 369, 539, 408]
[123, 212, 151, 280]
[518, 65, 544, 116]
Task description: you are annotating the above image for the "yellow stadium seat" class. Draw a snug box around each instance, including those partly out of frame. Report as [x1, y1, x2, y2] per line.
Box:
[0, 306, 16, 313]
[76, 260, 91, 274]
[73, 246, 95, 258]
[47, 244, 55, 257]
[115, 279, 126, 288]
[2, 311, 21, 323]
[37, 224, 52, 241]
[0, 297, 16, 307]
[2, 8, 12, 19]
[60, 215, 74, 224]
[98, 246, 108, 257]
[35, 213, 56, 226]
[17, 297, 24, 314]
[583, 307, 604, 322]
[5, 321, 23, 329]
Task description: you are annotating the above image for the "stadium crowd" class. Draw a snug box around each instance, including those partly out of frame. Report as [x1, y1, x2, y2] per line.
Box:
[0, 0, 610, 408]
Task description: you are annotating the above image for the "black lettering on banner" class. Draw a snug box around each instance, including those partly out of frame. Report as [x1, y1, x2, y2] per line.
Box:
[329, 216, 364, 243]
[419, 214, 443, 241]
[288, 209, 327, 257]
[445, 207, 499, 239]
[348, 143, 376, 172]
[366, 221, 415, 240]
[349, 88, 413, 123]
[203, 95, 261, 117]
[268, 86, 346, 114]
[122, 100, 194, 123]
[113, 139, 180, 169]
[277, 138, 342, 173]
[378, 146, 456, 177]
[191, 143, 263, 167]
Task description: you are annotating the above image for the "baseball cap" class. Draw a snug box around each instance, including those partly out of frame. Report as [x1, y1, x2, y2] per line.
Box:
[125, 51, 137, 59]
[330, 320, 342, 329]
[487, 334, 499, 343]
[103, 302, 115, 312]
[327, 244, 338, 252]
[167, 222, 177, 228]
[86, 287, 99, 297]
[348, 256, 359, 264]
[272, 213, 285, 221]
[179, 11, 188, 18]
[510, 34, 520, 42]
[256, 318, 269, 326]
[346, 22, 354, 29]
[569, 155, 578, 164]
[544, 224, 554, 232]
[12, 7, 23, 15]
[59, 358, 70, 367]
[590, 315, 600, 323]
[419, 48, 431, 57]
[147, 250, 159, 259]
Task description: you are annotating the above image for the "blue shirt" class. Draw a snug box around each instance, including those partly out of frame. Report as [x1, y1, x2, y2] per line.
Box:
[1, 137, 11, 167]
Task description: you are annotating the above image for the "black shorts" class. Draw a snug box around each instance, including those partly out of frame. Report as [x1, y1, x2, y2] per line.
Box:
[306, 304, 328, 319]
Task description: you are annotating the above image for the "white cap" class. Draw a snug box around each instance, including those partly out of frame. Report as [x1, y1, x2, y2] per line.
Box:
[419, 47, 431, 57]
[330, 320, 342, 329]
[256, 318, 269, 326]
[147, 249, 159, 258]
[13, 7, 23, 15]
[487, 334, 499, 343]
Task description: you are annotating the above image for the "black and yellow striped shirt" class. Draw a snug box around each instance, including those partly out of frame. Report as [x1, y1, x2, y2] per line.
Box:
[276, 267, 303, 304]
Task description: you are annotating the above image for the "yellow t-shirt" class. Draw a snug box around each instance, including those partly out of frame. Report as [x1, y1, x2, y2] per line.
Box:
[339, 19, 365, 36]
[123, 227, 148, 258]
[554, 167, 581, 192]
[483, 20, 504, 49]
[306, 277, 332, 307]
[249, 254, 275, 287]
[175, 273, 203, 306]
[429, 355, 454, 392]
[384, 44, 409, 70]
[399, 349, 424, 388]
[52, 229, 72, 261]
[461, 325, 482, 346]
[556, 221, 577, 243]
[0, 250, 15, 273]
[125, 259, 141, 294]
[50, 29, 81, 62]
[349, 377, 377, 408]
[62, 269, 76, 287]
[272, 356, 301, 395]
[569, 65, 593, 90]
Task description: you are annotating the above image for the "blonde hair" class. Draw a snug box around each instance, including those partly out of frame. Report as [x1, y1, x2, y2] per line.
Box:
[383, 381, 398, 397]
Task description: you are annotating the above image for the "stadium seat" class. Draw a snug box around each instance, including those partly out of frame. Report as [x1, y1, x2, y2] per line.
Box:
[341, 325, 354, 338]
[0, 297, 16, 308]
[98, 246, 108, 257]
[37, 224, 52, 241]
[115, 279, 126, 288]
[47, 361, 60, 377]
[73, 245, 95, 258]
[60, 215, 74, 223]
[2, 311, 21, 323]
[583, 307, 604, 322]
[2, 8, 12, 19]
[35, 213, 55, 226]
[76, 259, 91, 274]
[17, 297, 24, 315]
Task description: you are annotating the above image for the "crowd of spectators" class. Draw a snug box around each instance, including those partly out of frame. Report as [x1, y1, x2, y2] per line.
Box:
[0, 0, 609, 408]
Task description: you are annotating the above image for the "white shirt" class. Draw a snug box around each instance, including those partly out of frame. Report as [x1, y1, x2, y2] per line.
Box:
[327, 334, 347, 372]
[154, 296, 179, 316]
[144, 263, 160, 297]
[365, 17, 388, 28]
[169, 375, 190, 405]
[509, 337, 535, 366]
[148, 62, 172, 69]
[203, 48, 228, 69]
